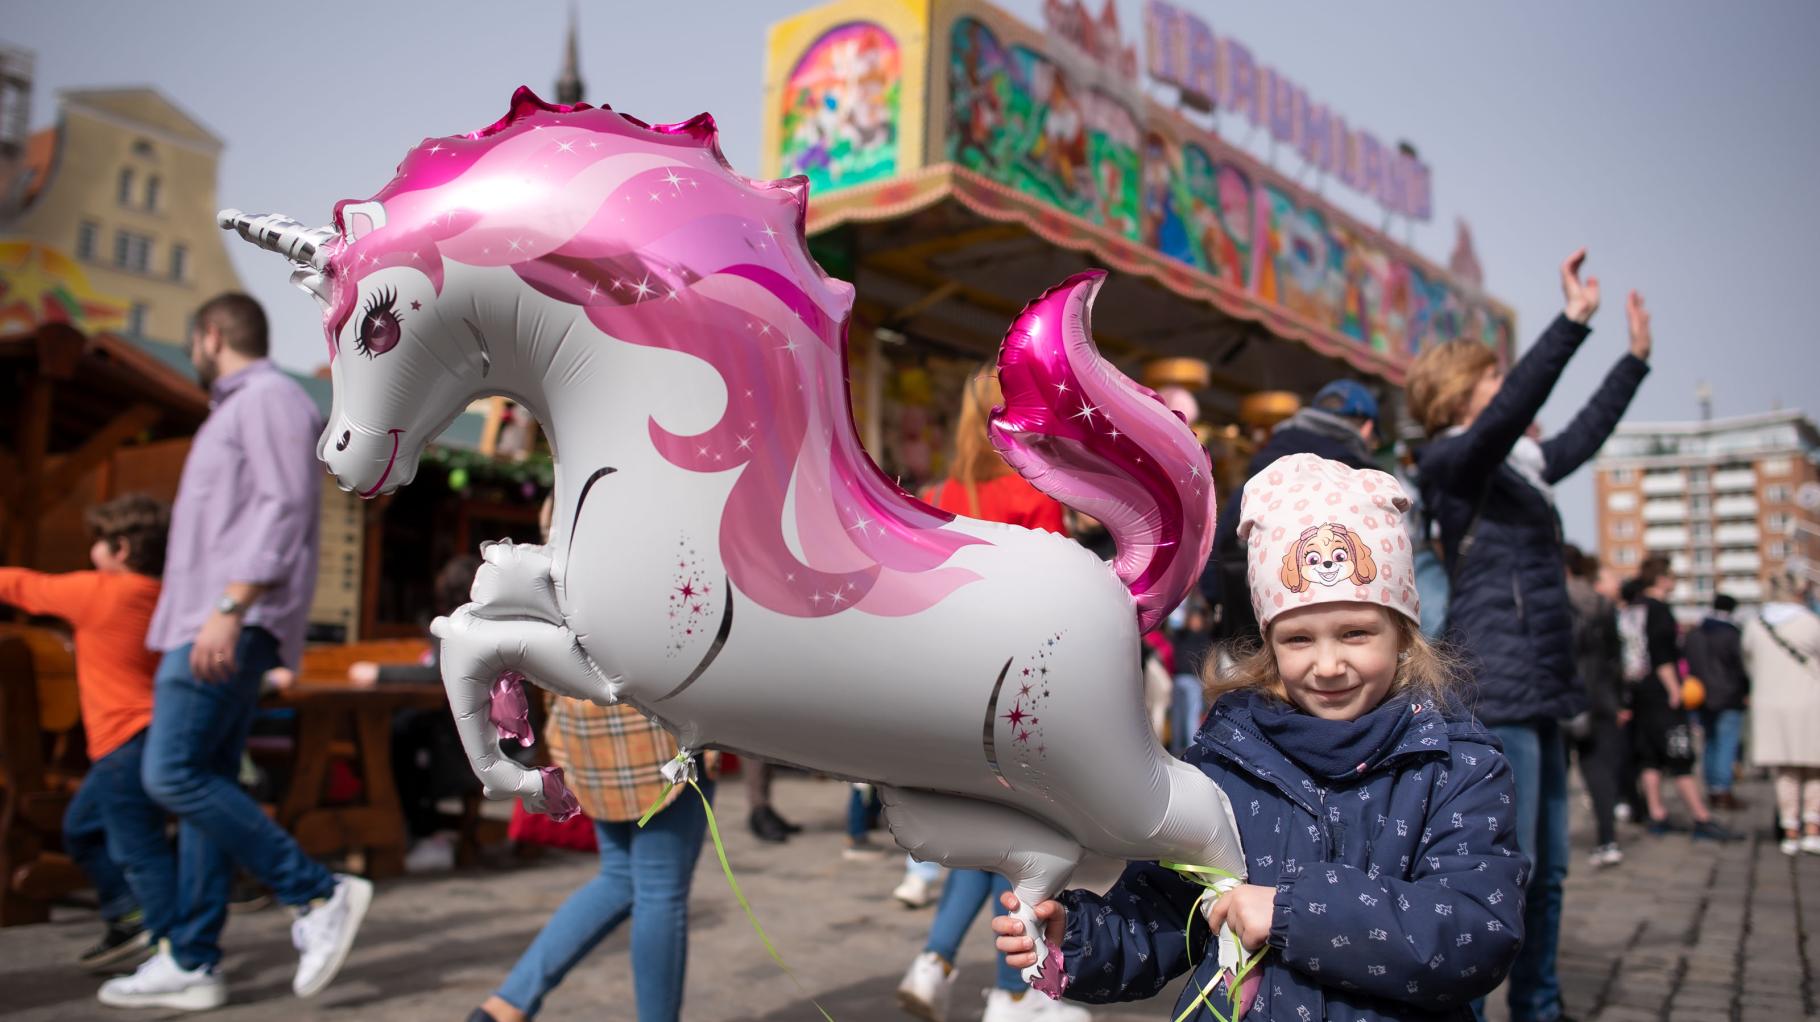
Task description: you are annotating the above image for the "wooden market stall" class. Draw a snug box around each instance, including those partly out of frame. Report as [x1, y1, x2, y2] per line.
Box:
[0, 321, 207, 570]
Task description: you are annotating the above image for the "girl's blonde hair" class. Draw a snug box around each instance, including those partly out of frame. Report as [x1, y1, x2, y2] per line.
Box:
[947, 366, 1013, 515]
[1405, 339, 1498, 436]
[1203, 609, 1466, 711]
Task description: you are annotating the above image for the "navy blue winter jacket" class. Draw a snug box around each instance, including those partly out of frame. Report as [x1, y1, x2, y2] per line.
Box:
[1057, 691, 1527, 1021]
[1417, 315, 1648, 725]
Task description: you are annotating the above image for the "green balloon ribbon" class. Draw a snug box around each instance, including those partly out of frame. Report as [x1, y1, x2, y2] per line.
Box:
[1159, 860, 1266, 1022]
[637, 754, 836, 1022]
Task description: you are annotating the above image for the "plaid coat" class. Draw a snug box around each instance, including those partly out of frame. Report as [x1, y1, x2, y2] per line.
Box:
[545, 697, 718, 822]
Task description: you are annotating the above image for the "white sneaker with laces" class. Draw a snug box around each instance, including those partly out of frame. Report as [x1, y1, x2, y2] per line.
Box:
[97, 943, 227, 1011]
[893, 872, 935, 909]
[291, 874, 373, 997]
[981, 988, 1092, 1021]
[896, 951, 956, 1022]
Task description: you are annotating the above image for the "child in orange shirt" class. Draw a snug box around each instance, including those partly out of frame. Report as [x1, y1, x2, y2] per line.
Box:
[0, 494, 170, 971]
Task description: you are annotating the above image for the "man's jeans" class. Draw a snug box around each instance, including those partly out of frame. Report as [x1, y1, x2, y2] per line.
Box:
[1700, 707, 1744, 795]
[64, 731, 177, 937]
[496, 782, 715, 1021]
[143, 628, 336, 970]
[1489, 720, 1570, 1022]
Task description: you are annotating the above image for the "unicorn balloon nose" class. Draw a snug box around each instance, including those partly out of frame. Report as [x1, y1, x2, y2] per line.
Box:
[218, 208, 335, 307]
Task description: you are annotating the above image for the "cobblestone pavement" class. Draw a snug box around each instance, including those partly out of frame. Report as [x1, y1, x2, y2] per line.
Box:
[2, 772, 1812, 1021]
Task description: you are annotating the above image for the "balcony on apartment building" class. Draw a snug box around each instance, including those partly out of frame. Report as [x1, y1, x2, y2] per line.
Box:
[1715, 523, 1760, 546]
[1644, 526, 1690, 550]
[1642, 500, 1688, 523]
[1715, 550, 1761, 573]
[1713, 469, 1757, 492]
[1641, 473, 1685, 496]
[1719, 577, 1764, 601]
[1712, 495, 1759, 518]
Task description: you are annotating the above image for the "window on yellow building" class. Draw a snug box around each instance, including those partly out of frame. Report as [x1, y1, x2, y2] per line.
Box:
[117, 167, 135, 206]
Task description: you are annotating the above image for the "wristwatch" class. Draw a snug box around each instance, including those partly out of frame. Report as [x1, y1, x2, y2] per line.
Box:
[216, 595, 247, 616]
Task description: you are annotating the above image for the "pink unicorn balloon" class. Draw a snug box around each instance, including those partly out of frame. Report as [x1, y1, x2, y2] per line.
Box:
[222, 88, 1241, 994]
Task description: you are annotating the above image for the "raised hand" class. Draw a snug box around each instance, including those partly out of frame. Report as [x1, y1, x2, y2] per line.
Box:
[1626, 290, 1652, 360]
[1560, 248, 1601, 324]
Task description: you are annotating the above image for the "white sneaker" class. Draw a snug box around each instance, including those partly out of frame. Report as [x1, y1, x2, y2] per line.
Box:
[893, 872, 935, 909]
[291, 874, 373, 997]
[97, 943, 227, 1011]
[1802, 835, 1820, 855]
[896, 951, 956, 1022]
[404, 833, 456, 874]
[1782, 836, 1802, 856]
[1588, 843, 1624, 868]
[981, 988, 1092, 1021]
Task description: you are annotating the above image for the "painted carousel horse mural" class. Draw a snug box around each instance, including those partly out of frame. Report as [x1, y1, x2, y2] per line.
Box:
[222, 88, 1242, 991]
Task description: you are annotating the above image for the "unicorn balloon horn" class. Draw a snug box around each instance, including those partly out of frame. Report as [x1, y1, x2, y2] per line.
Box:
[218, 208, 336, 305]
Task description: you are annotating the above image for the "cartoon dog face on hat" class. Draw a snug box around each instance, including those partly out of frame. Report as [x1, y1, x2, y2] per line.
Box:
[1279, 522, 1378, 592]
[1239, 452, 1421, 628]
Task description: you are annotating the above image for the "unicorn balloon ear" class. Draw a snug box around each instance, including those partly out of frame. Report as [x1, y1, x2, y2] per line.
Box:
[339, 201, 387, 244]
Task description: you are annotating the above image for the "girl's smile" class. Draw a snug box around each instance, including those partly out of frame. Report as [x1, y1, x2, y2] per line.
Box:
[1269, 603, 1402, 721]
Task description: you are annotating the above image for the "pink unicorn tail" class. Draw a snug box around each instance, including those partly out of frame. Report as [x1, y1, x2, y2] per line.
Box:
[990, 271, 1216, 633]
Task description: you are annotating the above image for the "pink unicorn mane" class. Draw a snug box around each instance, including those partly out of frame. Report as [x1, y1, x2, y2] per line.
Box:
[328, 87, 982, 618]
[991, 271, 1215, 632]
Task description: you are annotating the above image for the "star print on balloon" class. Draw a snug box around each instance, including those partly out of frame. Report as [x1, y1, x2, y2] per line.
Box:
[666, 536, 713, 657]
[998, 630, 1065, 764]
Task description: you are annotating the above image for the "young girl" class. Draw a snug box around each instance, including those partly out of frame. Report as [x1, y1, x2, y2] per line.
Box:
[993, 453, 1527, 1021]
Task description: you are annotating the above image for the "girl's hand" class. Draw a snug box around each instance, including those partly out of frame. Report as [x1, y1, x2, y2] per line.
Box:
[1626, 290, 1652, 360]
[1560, 248, 1600, 324]
[993, 891, 1066, 970]
[1202, 884, 1277, 952]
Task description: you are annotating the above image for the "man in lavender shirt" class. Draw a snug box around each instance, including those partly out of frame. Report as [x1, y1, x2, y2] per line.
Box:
[100, 294, 371, 1012]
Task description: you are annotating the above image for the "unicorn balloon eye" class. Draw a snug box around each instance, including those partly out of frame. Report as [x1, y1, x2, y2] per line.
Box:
[356, 287, 404, 357]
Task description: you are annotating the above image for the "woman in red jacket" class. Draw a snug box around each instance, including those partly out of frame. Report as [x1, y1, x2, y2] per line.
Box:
[895, 368, 1087, 1022]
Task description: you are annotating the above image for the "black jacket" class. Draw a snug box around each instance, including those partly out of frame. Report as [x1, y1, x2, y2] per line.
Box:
[1417, 315, 1649, 725]
[1683, 615, 1750, 711]
[1203, 408, 1374, 644]
[1566, 577, 1625, 717]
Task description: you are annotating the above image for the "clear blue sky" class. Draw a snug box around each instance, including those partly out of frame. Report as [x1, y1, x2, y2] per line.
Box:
[8, 0, 1817, 542]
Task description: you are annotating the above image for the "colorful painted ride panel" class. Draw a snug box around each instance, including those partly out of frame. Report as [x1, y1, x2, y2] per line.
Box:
[943, 13, 1511, 363]
[778, 22, 903, 193]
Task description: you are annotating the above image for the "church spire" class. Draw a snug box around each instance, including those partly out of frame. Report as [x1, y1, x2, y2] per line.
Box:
[555, 4, 584, 105]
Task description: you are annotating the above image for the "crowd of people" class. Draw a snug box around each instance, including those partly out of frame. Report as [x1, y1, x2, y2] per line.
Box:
[4, 252, 1820, 1022]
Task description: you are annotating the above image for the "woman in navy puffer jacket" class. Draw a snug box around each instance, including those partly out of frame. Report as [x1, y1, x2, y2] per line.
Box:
[1406, 250, 1652, 1022]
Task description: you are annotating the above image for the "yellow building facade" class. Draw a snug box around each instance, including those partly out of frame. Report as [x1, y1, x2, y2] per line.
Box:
[2, 88, 243, 343]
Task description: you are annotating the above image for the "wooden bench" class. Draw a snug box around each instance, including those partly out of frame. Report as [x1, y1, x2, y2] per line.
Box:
[0, 627, 87, 926]
[267, 638, 510, 874]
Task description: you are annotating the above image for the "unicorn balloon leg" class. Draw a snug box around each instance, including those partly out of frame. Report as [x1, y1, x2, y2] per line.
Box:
[221, 88, 1244, 995]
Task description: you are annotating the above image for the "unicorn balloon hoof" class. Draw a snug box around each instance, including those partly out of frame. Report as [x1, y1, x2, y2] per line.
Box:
[225, 87, 1244, 996]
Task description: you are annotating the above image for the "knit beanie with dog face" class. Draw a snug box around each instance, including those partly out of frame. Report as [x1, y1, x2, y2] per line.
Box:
[1237, 452, 1420, 630]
